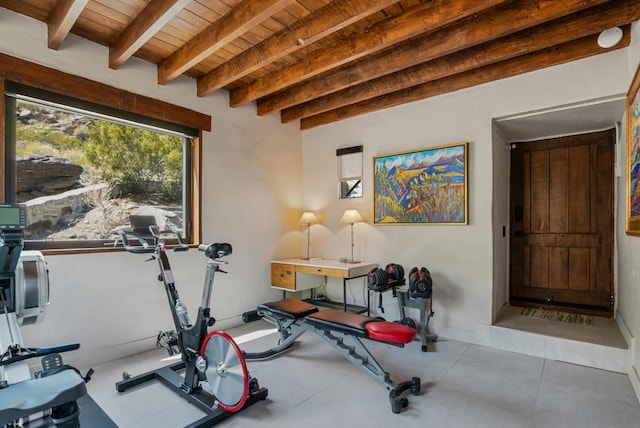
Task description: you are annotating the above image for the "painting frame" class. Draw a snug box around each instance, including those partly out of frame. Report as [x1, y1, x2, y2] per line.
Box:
[626, 62, 640, 236]
[373, 142, 468, 225]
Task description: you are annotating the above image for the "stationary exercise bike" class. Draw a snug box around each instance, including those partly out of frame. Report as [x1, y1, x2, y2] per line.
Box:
[115, 216, 267, 428]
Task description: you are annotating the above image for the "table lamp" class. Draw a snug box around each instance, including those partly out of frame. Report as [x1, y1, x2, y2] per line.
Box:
[339, 209, 363, 264]
[299, 211, 318, 260]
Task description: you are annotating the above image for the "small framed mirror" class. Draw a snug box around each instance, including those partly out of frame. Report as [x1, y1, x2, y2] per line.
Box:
[337, 145, 363, 199]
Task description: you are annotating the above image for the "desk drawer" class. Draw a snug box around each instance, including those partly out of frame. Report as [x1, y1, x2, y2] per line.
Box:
[296, 265, 347, 278]
[271, 263, 295, 290]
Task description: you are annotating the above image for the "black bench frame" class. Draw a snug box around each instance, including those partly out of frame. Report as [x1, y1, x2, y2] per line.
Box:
[243, 299, 420, 413]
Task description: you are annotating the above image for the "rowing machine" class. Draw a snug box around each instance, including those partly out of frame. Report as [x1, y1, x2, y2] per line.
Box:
[0, 203, 91, 427]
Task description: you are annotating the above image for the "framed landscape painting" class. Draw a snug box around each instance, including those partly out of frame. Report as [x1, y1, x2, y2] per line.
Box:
[627, 62, 640, 236]
[373, 142, 468, 225]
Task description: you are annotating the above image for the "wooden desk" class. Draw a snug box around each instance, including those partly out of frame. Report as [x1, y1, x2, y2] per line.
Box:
[271, 258, 377, 313]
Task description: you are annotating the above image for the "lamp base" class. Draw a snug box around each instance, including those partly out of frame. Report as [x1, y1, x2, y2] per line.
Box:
[344, 260, 361, 264]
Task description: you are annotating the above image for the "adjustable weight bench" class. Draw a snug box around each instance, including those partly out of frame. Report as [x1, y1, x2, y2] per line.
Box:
[243, 298, 421, 413]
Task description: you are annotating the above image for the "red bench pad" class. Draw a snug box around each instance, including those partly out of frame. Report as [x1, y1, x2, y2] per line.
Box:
[304, 308, 416, 344]
[366, 322, 416, 344]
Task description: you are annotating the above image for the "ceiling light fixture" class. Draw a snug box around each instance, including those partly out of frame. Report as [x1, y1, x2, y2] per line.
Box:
[597, 27, 623, 49]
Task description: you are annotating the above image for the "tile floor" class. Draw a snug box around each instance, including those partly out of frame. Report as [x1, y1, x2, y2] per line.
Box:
[84, 319, 640, 428]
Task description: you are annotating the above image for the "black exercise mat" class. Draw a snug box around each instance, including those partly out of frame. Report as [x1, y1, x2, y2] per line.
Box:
[24, 394, 117, 428]
[78, 394, 118, 427]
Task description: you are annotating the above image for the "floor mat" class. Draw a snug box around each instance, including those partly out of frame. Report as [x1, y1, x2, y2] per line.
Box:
[520, 308, 594, 325]
[23, 394, 117, 428]
[78, 394, 118, 427]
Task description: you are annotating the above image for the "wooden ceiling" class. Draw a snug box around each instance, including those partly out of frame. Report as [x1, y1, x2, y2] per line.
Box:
[3, 0, 639, 129]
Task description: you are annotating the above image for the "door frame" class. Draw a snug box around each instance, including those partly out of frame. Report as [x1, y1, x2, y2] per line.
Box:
[491, 115, 621, 322]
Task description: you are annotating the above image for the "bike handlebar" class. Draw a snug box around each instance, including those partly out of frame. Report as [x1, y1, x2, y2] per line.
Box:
[118, 229, 153, 254]
[118, 227, 189, 254]
[118, 226, 230, 260]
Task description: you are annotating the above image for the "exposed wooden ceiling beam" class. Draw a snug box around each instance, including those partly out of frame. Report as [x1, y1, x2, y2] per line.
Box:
[47, 0, 88, 50]
[196, 0, 399, 97]
[157, 0, 294, 85]
[0, 52, 211, 131]
[257, 0, 611, 116]
[300, 29, 630, 130]
[109, 0, 191, 70]
[282, 0, 640, 123]
[229, 0, 509, 107]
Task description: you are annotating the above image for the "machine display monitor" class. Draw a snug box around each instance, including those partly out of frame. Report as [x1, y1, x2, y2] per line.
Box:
[0, 204, 27, 229]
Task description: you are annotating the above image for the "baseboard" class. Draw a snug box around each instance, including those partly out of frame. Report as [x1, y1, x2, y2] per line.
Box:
[615, 310, 633, 347]
[630, 362, 640, 405]
[615, 310, 640, 404]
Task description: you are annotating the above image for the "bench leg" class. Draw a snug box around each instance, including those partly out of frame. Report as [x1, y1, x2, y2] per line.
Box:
[243, 314, 307, 361]
[307, 325, 421, 413]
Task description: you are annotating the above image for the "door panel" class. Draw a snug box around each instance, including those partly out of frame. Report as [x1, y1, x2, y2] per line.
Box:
[548, 247, 568, 289]
[530, 150, 549, 232]
[509, 130, 614, 314]
[570, 144, 594, 233]
[549, 147, 568, 233]
[568, 248, 591, 291]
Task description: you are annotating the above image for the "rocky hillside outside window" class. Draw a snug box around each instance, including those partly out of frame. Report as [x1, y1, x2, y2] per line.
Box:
[4, 91, 194, 251]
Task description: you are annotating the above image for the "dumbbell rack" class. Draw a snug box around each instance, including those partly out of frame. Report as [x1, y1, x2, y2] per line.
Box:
[367, 280, 437, 352]
[366, 279, 404, 315]
[394, 289, 437, 352]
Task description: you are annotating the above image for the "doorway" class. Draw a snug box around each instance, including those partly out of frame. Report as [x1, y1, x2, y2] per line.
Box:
[509, 129, 615, 316]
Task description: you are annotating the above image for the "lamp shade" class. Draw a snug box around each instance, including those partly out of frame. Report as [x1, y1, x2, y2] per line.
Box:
[339, 209, 363, 224]
[299, 211, 318, 225]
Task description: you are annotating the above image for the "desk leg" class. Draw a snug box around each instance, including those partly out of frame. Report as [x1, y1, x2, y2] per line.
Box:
[343, 278, 347, 312]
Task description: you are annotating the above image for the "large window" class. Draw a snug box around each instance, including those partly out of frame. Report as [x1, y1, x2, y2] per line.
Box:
[1, 73, 207, 252]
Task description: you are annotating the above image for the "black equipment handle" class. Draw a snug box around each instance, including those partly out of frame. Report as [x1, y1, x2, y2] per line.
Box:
[168, 231, 189, 252]
[118, 227, 189, 253]
[148, 226, 189, 252]
[117, 230, 153, 254]
[0, 343, 80, 367]
[34, 343, 80, 356]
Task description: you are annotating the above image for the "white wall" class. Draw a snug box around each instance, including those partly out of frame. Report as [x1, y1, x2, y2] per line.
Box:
[0, 9, 302, 369]
[617, 20, 640, 401]
[301, 31, 636, 349]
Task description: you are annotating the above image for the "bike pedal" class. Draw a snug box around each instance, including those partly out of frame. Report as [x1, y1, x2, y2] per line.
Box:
[249, 377, 260, 394]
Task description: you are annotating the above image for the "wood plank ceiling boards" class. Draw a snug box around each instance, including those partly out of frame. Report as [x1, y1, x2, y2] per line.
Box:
[4, 0, 638, 129]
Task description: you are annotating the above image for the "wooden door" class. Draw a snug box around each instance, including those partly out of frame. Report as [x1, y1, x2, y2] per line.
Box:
[509, 130, 614, 315]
